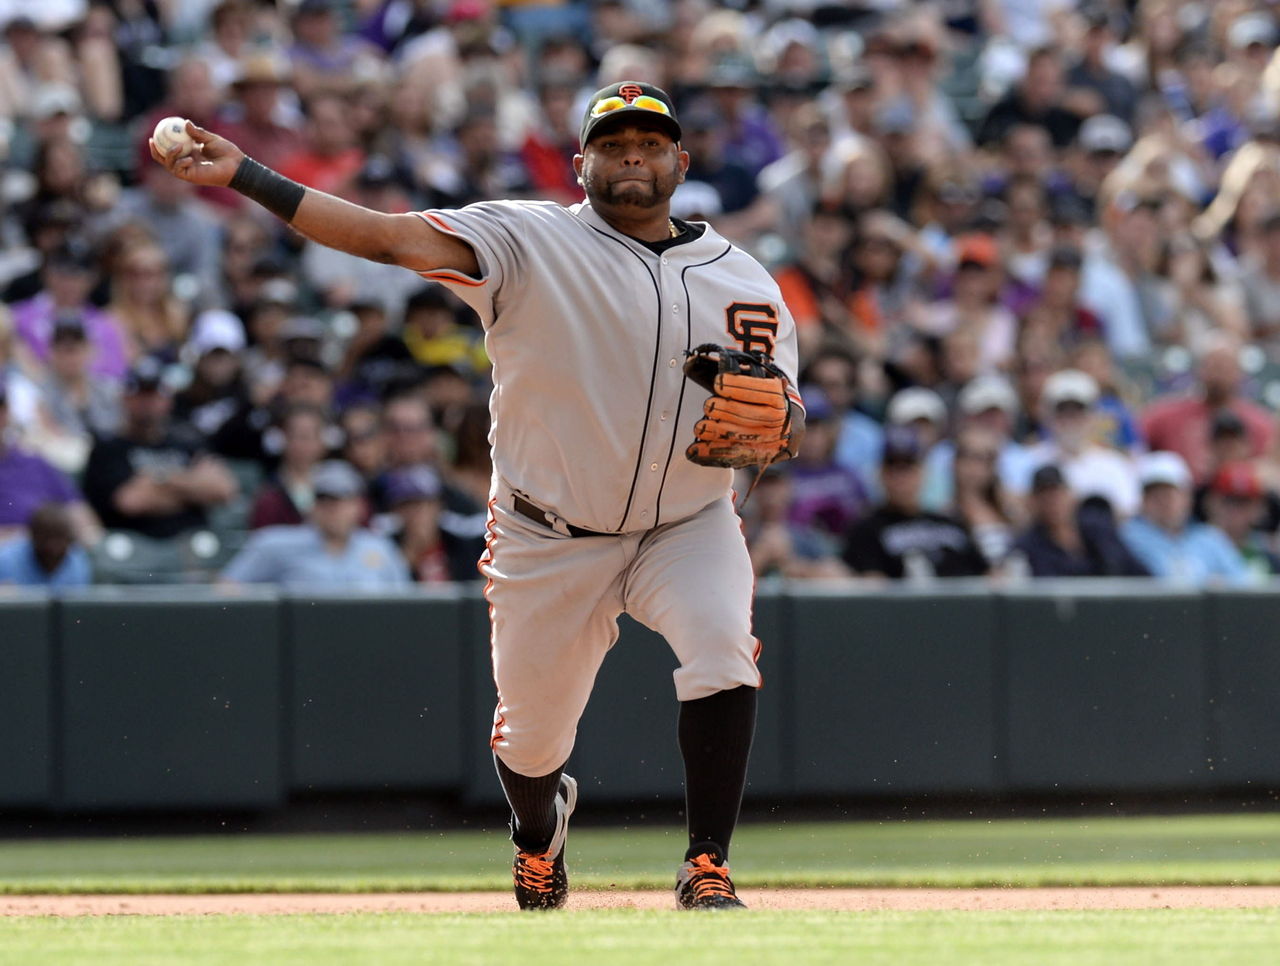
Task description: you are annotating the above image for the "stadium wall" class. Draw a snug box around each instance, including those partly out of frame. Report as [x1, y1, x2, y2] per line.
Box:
[0, 583, 1276, 812]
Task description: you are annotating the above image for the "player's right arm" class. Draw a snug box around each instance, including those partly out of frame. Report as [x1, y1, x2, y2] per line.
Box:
[149, 121, 479, 278]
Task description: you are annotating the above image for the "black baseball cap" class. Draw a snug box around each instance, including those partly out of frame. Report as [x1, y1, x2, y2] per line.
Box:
[580, 81, 682, 147]
[1031, 464, 1068, 492]
[1048, 244, 1084, 270]
[51, 314, 87, 343]
[46, 239, 95, 273]
[881, 425, 923, 464]
[124, 357, 166, 394]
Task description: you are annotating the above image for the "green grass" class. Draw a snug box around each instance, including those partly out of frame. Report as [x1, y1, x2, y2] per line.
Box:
[3, 909, 1280, 966]
[1, 813, 1280, 893]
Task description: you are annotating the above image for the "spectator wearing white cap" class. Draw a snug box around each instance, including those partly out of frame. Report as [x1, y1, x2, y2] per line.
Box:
[929, 374, 1036, 506]
[1120, 451, 1249, 585]
[173, 309, 249, 439]
[1026, 368, 1141, 518]
[886, 385, 951, 512]
[1226, 13, 1276, 77]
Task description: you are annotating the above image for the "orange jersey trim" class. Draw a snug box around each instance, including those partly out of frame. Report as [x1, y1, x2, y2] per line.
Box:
[409, 211, 487, 287]
[480, 497, 507, 749]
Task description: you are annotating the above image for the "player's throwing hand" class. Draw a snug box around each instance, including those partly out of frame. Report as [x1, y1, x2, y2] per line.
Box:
[148, 121, 244, 188]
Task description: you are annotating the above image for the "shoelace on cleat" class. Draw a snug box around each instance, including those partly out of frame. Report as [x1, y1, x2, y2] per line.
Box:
[686, 854, 735, 900]
[514, 851, 555, 893]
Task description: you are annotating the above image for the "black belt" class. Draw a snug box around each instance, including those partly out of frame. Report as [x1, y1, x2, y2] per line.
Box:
[512, 495, 613, 538]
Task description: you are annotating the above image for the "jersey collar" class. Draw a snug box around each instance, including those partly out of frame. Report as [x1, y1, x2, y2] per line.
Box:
[571, 202, 722, 256]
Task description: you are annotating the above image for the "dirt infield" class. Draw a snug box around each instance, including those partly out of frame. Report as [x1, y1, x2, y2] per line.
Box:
[5, 887, 1280, 916]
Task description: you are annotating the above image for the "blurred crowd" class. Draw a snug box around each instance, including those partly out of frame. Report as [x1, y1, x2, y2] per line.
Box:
[4, 0, 1280, 588]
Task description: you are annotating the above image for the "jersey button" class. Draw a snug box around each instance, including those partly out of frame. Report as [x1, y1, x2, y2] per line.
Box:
[660, 411, 669, 420]
[669, 359, 677, 367]
[650, 462, 658, 471]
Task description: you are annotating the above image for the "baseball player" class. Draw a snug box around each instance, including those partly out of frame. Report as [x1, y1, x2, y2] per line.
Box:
[150, 80, 804, 910]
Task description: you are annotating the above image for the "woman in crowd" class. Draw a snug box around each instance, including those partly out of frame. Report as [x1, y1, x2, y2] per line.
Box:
[106, 239, 189, 364]
[947, 425, 1020, 570]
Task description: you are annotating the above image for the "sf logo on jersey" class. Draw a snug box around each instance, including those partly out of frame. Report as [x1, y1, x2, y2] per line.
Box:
[725, 302, 779, 356]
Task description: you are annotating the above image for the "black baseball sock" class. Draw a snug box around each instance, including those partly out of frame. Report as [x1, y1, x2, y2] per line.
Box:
[678, 684, 757, 860]
[494, 753, 565, 853]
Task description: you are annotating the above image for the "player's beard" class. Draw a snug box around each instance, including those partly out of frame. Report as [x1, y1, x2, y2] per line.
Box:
[585, 167, 681, 210]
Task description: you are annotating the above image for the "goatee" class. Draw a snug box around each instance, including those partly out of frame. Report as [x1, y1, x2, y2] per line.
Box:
[585, 171, 680, 209]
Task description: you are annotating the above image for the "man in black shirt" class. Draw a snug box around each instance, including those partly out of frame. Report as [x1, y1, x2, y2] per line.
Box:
[976, 46, 1082, 149]
[1013, 464, 1148, 578]
[83, 359, 238, 539]
[843, 426, 987, 579]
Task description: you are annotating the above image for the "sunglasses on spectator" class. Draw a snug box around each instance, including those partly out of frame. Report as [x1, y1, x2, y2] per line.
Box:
[589, 95, 672, 120]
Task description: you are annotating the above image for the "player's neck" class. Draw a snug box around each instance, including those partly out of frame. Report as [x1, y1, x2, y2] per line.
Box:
[596, 206, 675, 243]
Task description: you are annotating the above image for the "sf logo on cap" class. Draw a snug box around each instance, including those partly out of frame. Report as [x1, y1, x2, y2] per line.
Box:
[618, 83, 643, 103]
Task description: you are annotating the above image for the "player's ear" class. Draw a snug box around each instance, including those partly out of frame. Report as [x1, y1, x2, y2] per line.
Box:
[572, 154, 585, 182]
[677, 148, 690, 182]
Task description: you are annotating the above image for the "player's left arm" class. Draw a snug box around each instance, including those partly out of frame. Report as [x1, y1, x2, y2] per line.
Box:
[773, 301, 805, 460]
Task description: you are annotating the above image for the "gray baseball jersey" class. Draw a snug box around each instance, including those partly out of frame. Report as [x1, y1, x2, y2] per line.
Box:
[414, 200, 802, 533]
[413, 200, 802, 776]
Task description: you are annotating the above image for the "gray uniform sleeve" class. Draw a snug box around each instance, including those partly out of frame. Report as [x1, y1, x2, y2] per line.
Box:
[410, 201, 534, 326]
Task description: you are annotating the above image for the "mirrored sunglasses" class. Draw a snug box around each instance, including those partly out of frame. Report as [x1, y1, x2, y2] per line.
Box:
[590, 94, 672, 119]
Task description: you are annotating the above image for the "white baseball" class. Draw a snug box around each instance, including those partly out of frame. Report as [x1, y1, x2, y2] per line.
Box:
[152, 116, 194, 158]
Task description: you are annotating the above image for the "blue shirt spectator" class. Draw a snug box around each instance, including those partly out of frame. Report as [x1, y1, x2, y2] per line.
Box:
[0, 536, 91, 587]
[220, 460, 410, 590]
[1122, 516, 1248, 584]
[220, 524, 410, 589]
[0, 503, 91, 588]
[1121, 452, 1250, 585]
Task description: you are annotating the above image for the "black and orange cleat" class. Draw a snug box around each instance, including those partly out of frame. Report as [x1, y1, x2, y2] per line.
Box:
[674, 843, 747, 910]
[512, 774, 578, 910]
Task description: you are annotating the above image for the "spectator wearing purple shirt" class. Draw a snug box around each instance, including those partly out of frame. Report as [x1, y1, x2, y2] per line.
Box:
[0, 383, 101, 545]
[786, 387, 869, 552]
[11, 242, 128, 381]
[703, 59, 785, 179]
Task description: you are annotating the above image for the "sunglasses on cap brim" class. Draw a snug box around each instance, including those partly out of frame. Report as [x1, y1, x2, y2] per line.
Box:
[589, 95, 672, 119]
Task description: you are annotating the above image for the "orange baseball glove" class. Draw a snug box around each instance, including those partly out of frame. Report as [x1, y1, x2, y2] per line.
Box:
[683, 343, 795, 469]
